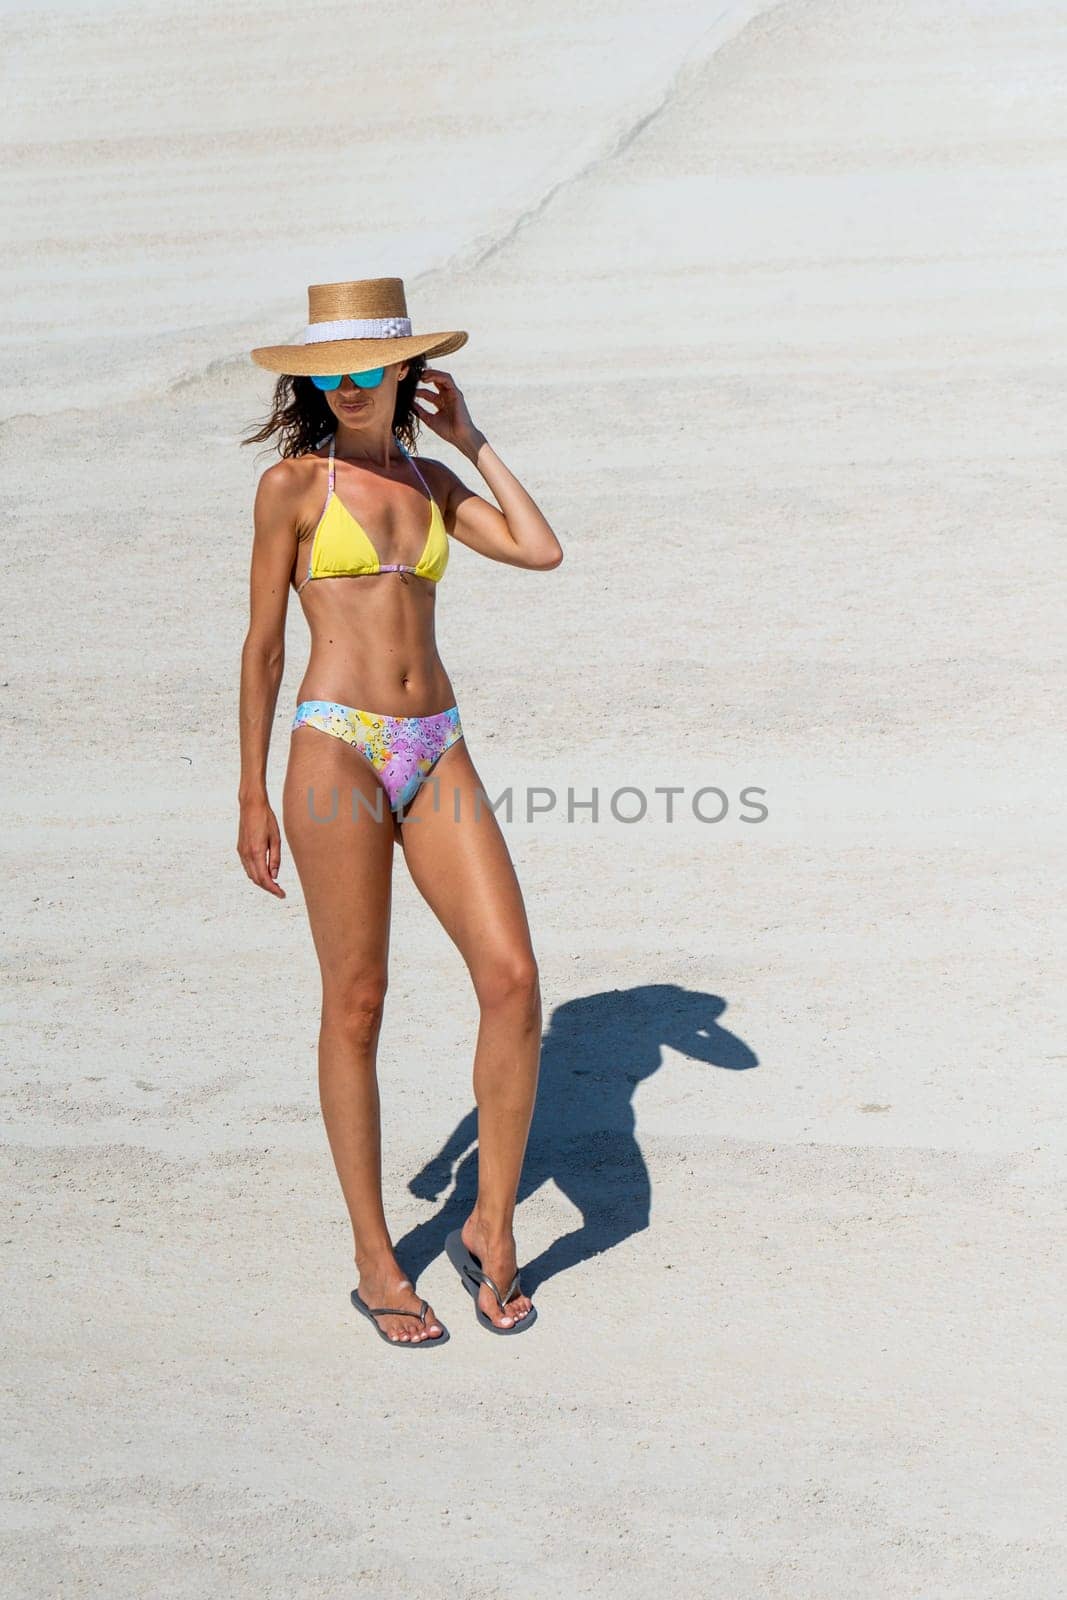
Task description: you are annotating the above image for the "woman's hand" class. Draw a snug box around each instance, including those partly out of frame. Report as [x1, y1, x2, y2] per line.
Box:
[413, 368, 481, 453]
[237, 797, 286, 898]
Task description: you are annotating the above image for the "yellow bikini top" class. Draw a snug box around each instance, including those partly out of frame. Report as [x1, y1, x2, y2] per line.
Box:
[296, 433, 449, 592]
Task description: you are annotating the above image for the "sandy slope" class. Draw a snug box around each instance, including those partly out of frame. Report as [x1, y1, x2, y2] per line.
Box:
[2, 1, 1064, 1594]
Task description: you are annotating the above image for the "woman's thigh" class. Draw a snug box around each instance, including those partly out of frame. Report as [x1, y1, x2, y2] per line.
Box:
[282, 725, 398, 991]
[397, 736, 538, 996]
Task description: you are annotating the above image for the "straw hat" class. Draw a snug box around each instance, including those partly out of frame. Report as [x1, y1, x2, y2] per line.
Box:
[250, 277, 468, 377]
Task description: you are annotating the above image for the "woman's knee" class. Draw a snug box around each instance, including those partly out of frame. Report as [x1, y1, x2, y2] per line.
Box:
[323, 972, 389, 1046]
[475, 951, 541, 1016]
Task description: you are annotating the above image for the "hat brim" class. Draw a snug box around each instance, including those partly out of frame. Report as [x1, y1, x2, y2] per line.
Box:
[250, 330, 468, 377]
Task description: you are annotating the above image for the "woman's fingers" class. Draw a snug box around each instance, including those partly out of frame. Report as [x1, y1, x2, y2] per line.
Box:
[414, 396, 451, 436]
[419, 371, 462, 400]
[237, 809, 287, 897]
[413, 398, 443, 429]
[414, 369, 474, 441]
[249, 839, 285, 896]
[266, 823, 286, 897]
[242, 841, 281, 895]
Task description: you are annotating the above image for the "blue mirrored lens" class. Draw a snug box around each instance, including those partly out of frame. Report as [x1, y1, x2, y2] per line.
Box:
[310, 368, 385, 391]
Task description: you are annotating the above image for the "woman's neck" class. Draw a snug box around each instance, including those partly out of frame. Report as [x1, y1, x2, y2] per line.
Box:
[333, 423, 399, 468]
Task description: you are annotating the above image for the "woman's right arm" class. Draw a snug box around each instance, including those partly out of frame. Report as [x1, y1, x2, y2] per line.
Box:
[236, 461, 301, 898]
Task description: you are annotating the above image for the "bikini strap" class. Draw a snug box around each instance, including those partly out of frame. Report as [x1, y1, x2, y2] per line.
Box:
[396, 436, 432, 497]
[328, 433, 336, 493]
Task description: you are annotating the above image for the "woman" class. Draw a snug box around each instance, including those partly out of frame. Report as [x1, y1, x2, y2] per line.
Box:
[238, 279, 563, 1347]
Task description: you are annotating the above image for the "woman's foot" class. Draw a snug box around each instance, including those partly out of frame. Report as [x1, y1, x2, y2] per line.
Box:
[355, 1264, 444, 1343]
[460, 1214, 535, 1329]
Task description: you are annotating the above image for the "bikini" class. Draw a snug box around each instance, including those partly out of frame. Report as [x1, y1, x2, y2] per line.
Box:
[291, 433, 464, 814]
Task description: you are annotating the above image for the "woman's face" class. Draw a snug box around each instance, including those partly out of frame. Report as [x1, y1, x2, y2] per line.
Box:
[322, 360, 408, 427]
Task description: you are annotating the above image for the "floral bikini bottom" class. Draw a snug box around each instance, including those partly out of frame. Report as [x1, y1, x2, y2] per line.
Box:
[291, 699, 464, 815]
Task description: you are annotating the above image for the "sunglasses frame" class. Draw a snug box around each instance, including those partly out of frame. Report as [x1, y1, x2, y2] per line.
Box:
[309, 367, 387, 392]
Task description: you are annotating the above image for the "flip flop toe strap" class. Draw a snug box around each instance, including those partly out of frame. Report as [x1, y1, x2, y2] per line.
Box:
[465, 1264, 521, 1312]
[366, 1298, 429, 1321]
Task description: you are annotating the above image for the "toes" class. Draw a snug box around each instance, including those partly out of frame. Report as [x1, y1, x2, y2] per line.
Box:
[360, 1281, 443, 1341]
[423, 1306, 442, 1337]
[476, 1285, 535, 1325]
[480, 1291, 512, 1326]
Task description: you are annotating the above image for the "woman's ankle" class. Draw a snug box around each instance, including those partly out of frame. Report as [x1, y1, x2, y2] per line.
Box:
[467, 1208, 516, 1244]
[354, 1244, 401, 1278]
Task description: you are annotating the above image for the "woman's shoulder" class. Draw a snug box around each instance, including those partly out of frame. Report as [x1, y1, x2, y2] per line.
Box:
[255, 447, 327, 511]
[424, 457, 483, 522]
[416, 458, 455, 517]
[260, 439, 329, 482]
[407, 450, 464, 507]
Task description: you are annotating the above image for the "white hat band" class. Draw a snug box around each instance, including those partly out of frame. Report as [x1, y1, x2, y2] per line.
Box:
[302, 316, 413, 344]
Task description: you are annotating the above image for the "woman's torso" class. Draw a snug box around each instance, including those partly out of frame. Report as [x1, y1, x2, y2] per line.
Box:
[291, 438, 457, 716]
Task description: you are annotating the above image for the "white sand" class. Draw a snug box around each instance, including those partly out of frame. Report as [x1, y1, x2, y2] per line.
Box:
[3, 1, 1065, 1594]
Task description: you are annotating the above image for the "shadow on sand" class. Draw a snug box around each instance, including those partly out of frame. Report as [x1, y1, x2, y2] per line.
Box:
[398, 983, 758, 1295]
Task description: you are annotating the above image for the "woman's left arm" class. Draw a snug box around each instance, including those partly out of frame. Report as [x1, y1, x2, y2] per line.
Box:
[415, 368, 564, 571]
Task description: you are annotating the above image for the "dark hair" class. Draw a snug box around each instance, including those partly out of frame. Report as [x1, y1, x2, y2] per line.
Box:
[241, 355, 427, 459]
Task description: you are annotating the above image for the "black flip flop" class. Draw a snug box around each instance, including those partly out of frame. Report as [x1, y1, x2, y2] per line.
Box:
[351, 1288, 450, 1347]
[444, 1229, 538, 1335]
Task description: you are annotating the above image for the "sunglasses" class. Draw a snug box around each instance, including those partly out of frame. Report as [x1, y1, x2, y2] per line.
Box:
[309, 367, 386, 392]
